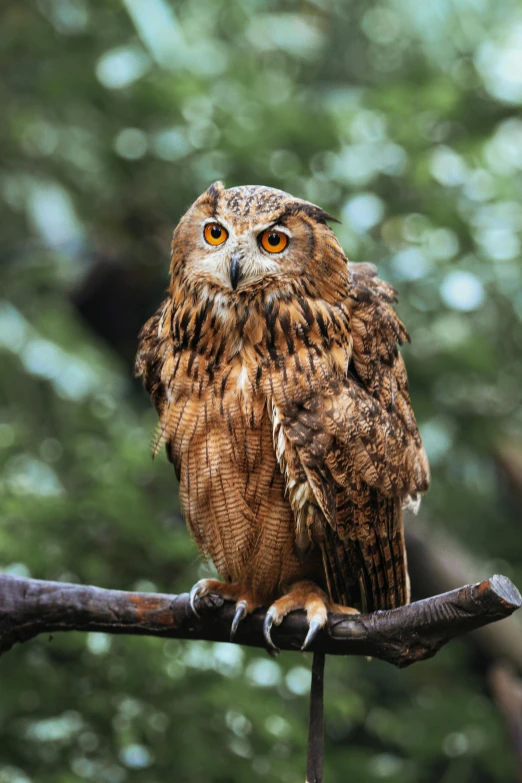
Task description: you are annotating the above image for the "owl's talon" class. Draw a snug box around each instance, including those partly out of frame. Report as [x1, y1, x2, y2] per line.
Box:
[263, 609, 280, 652]
[189, 581, 204, 617]
[230, 600, 248, 639]
[302, 615, 324, 651]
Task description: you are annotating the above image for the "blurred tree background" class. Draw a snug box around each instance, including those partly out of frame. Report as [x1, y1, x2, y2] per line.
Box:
[1, 0, 522, 781]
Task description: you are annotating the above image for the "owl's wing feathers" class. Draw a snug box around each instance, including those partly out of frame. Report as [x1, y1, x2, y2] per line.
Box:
[270, 263, 429, 611]
[134, 298, 177, 459]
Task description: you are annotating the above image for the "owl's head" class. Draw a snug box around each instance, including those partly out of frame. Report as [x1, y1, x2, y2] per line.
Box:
[170, 182, 345, 298]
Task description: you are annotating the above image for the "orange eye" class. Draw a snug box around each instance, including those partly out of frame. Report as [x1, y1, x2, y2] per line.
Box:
[204, 223, 228, 246]
[260, 229, 288, 254]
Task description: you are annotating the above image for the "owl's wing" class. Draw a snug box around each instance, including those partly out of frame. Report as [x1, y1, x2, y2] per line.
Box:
[134, 298, 175, 458]
[270, 263, 429, 611]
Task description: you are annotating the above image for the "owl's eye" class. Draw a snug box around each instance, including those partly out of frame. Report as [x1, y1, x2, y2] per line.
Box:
[260, 229, 289, 254]
[204, 223, 228, 246]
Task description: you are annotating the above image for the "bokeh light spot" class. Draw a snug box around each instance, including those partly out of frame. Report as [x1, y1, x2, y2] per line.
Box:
[440, 271, 485, 311]
[96, 46, 150, 89]
[114, 128, 148, 160]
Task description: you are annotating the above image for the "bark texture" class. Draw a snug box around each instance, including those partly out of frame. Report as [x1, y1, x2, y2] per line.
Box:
[0, 574, 519, 667]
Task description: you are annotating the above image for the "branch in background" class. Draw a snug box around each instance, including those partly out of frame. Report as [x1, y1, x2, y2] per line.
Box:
[0, 574, 519, 667]
[489, 662, 522, 783]
[496, 440, 522, 506]
[406, 521, 522, 669]
[402, 438, 522, 672]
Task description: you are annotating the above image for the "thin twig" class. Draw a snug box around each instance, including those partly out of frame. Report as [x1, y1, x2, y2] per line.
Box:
[0, 574, 519, 665]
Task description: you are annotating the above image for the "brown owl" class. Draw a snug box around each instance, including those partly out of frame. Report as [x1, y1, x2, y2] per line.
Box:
[135, 182, 429, 650]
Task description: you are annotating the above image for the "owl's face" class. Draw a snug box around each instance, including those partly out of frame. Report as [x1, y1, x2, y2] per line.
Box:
[170, 181, 340, 294]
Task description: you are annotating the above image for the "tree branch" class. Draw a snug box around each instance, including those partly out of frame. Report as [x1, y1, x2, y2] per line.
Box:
[0, 574, 519, 667]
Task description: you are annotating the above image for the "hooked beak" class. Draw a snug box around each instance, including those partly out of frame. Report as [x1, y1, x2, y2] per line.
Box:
[229, 254, 243, 290]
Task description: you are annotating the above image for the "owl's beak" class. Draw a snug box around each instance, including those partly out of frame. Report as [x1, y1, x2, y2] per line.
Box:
[229, 254, 243, 290]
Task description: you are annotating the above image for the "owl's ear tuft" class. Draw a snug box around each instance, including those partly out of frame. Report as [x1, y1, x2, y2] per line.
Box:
[205, 181, 225, 209]
[318, 209, 340, 225]
[305, 204, 341, 225]
[290, 201, 340, 225]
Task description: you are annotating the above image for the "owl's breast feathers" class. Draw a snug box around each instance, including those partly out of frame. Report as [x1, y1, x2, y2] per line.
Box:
[135, 262, 429, 611]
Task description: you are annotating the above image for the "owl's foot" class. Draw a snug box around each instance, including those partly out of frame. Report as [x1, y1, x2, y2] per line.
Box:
[189, 578, 259, 640]
[263, 580, 359, 652]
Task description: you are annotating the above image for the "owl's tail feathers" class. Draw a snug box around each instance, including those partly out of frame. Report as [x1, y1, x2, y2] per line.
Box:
[320, 493, 409, 613]
[390, 503, 410, 605]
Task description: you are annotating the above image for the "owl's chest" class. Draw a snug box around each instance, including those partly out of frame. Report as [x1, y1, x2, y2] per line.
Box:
[165, 352, 273, 476]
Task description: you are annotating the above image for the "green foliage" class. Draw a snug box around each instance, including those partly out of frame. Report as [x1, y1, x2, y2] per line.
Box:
[1, 0, 522, 780]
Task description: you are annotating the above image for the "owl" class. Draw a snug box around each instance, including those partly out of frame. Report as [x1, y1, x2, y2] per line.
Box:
[135, 181, 429, 650]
